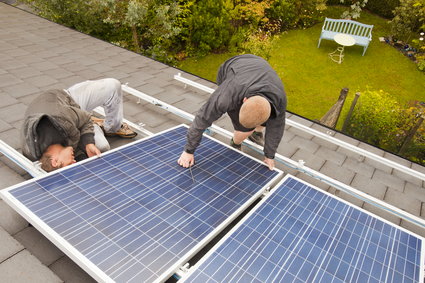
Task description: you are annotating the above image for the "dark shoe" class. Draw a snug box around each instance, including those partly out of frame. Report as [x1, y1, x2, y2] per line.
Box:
[105, 123, 137, 139]
[230, 138, 242, 150]
[248, 131, 264, 146]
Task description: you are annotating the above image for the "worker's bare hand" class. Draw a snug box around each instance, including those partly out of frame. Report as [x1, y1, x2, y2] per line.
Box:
[86, 143, 101, 158]
[264, 157, 275, 170]
[178, 151, 195, 168]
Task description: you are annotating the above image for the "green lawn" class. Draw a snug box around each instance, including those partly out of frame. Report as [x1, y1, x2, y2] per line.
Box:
[176, 7, 425, 122]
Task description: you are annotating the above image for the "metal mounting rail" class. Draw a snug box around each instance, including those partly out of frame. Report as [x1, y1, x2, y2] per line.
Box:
[0, 140, 45, 178]
[123, 83, 425, 230]
[1, 83, 422, 228]
[174, 72, 425, 181]
[122, 84, 232, 140]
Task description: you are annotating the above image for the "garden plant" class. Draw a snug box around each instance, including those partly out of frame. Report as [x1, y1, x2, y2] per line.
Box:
[16, 0, 425, 163]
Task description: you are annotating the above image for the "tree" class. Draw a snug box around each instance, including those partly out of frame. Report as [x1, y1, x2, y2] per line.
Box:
[266, 0, 327, 31]
[229, 0, 273, 30]
[185, 0, 282, 56]
[339, 0, 369, 19]
[18, 0, 110, 37]
[95, 0, 182, 61]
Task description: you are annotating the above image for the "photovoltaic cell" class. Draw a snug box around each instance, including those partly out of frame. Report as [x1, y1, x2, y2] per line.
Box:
[183, 175, 424, 283]
[0, 125, 281, 282]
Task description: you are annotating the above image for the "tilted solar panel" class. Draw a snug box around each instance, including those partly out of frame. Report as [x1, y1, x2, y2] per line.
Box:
[0, 125, 282, 282]
[183, 175, 425, 283]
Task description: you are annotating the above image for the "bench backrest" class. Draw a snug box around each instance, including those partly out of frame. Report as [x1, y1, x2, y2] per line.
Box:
[322, 17, 373, 39]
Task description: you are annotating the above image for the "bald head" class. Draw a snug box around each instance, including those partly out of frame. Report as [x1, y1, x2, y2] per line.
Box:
[239, 96, 271, 129]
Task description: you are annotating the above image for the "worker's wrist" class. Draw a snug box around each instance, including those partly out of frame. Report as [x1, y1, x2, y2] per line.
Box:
[80, 133, 95, 148]
[185, 148, 195, 154]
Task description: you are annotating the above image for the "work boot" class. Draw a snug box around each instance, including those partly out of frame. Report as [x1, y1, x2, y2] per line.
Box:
[248, 131, 264, 146]
[91, 116, 104, 127]
[105, 123, 138, 139]
[230, 138, 242, 151]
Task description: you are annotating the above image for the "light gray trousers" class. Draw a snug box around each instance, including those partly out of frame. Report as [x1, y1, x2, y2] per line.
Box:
[66, 78, 124, 152]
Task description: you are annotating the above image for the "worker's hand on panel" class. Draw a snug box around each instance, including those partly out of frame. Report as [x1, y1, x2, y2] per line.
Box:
[178, 151, 195, 168]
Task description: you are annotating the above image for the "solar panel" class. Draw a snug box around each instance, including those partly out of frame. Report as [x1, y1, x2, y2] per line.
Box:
[182, 175, 425, 283]
[0, 125, 282, 283]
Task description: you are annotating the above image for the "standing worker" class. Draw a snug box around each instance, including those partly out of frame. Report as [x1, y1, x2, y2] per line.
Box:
[177, 54, 287, 170]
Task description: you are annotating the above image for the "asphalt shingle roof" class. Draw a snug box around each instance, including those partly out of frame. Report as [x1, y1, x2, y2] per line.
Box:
[0, 3, 424, 282]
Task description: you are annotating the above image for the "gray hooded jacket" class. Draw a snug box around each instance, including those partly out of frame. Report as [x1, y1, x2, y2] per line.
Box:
[21, 89, 95, 161]
[184, 54, 287, 159]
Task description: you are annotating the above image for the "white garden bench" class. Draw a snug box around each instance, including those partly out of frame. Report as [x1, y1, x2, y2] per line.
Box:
[317, 17, 374, 56]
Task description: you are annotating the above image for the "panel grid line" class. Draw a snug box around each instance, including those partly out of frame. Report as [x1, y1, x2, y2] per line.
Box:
[263, 184, 328, 281]
[2, 125, 281, 283]
[183, 175, 424, 283]
[47, 170, 166, 274]
[231, 183, 328, 282]
[79, 135, 224, 279]
[270, 183, 350, 282]
[45, 161, 162, 277]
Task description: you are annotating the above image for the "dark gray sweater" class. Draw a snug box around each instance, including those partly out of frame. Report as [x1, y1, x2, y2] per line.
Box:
[184, 54, 287, 158]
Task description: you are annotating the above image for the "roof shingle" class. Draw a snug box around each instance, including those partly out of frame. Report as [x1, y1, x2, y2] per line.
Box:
[0, 2, 424, 281]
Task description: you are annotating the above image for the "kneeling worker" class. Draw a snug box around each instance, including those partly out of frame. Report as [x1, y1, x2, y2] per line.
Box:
[22, 78, 137, 172]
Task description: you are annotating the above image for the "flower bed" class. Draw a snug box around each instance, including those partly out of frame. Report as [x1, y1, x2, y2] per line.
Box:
[381, 34, 425, 72]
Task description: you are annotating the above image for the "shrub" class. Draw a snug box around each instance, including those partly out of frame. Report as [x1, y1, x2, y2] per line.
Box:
[398, 103, 425, 164]
[417, 56, 425, 71]
[240, 30, 280, 60]
[266, 0, 297, 30]
[412, 32, 425, 72]
[186, 0, 234, 56]
[266, 0, 327, 31]
[345, 89, 402, 149]
[365, 0, 400, 18]
[390, 0, 425, 42]
[18, 0, 111, 38]
[344, 89, 425, 164]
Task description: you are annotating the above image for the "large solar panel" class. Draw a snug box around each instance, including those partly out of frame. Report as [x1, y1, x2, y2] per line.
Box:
[183, 175, 425, 283]
[0, 125, 282, 282]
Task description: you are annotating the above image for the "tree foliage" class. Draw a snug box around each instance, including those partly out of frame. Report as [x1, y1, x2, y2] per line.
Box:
[186, 0, 234, 56]
[365, 0, 400, 18]
[94, 0, 182, 62]
[390, 0, 425, 41]
[19, 0, 328, 59]
[230, 0, 273, 29]
[266, 0, 327, 31]
[18, 0, 110, 37]
[339, 0, 368, 19]
[20, 0, 182, 62]
[241, 30, 279, 60]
